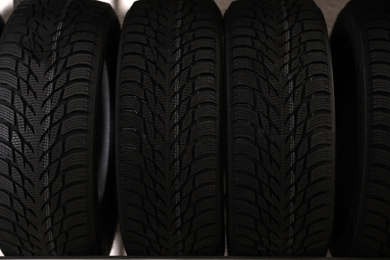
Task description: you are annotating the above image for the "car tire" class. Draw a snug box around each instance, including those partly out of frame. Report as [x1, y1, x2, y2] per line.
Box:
[0, 0, 120, 255]
[116, 0, 224, 256]
[0, 16, 4, 33]
[225, 0, 335, 256]
[330, 0, 390, 257]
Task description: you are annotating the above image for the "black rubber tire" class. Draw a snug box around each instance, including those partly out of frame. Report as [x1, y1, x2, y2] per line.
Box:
[0, 0, 120, 255]
[116, 0, 223, 256]
[225, 0, 335, 256]
[0, 16, 4, 33]
[330, 0, 390, 257]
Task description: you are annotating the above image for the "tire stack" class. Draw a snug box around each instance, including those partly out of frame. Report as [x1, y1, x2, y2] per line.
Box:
[0, 0, 387, 258]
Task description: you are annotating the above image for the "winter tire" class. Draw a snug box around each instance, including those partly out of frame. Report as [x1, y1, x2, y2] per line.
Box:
[116, 0, 224, 255]
[330, 0, 390, 257]
[0, 0, 120, 255]
[225, 0, 335, 256]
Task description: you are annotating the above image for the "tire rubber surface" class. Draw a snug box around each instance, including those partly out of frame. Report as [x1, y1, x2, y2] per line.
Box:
[330, 0, 390, 257]
[0, 0, 120, 255]
[225, 0, 335, 256]
[116, 0, 223, 256]
[0, 16, 4, 33]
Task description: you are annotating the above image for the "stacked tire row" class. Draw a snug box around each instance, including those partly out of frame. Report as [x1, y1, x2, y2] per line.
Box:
[0, 0, 388, 258]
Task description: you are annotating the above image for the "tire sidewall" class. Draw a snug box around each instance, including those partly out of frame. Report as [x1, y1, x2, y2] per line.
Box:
[329, 3, 369, 256]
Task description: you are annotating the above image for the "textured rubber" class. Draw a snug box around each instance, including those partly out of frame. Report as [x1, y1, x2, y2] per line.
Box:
[225, 0, 335, 256]
[0, 0, 120, 255]
[116, 0, 223, 256]
[330, 0, 390, 257]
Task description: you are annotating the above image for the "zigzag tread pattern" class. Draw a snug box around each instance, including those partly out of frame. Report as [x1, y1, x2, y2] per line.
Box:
[226, 0, 334, 256]
[117, 0, 223, 255]
[0, 0, 116, 255]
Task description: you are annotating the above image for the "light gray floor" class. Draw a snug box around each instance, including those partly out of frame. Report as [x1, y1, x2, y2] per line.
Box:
[0, 0, 349, 257]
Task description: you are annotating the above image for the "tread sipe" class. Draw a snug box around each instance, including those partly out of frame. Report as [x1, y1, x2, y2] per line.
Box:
[330, 0, 390, 257]
[116, 0, 223, 256]
[225, 0, 335, 256]
[0, 0, 120, 255]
